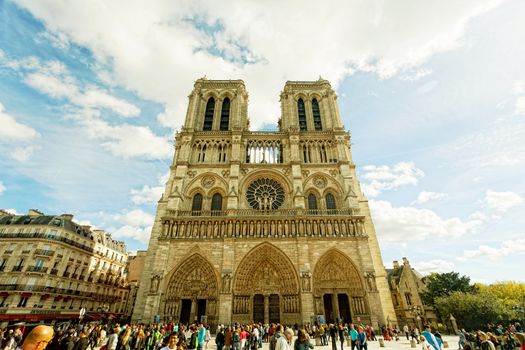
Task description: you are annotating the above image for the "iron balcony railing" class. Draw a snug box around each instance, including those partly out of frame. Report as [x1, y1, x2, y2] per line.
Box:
[167, 208, 358, 218]
[0, 233, 94, 253]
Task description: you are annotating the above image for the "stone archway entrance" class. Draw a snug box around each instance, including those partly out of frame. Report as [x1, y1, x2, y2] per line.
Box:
[313, 249, 368, 324]
[164, 254, 219, 326]
[232, 243, 299, 324]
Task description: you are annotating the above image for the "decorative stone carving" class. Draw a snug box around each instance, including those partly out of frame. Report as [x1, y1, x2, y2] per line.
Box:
[165, 254, 218, 299]
[233, 243, 299, 295]
[201, 175, 216, 188]
[150, 274, 161, 294]
[301, 272, 312, 292]
[302, 170, 310, 177]
[221, 273, 232, 293]
[313, 175, 327, 189]
[187, 170, 197, 178]
[329, 169, 338, 177]
[364, 271, 377, 292]
[282, 168, 290, 176]
[313, 249, 364, 296]
[246, 178, 285, 210]
[240, 168, 249, 175]
[221, 170, 230, 178]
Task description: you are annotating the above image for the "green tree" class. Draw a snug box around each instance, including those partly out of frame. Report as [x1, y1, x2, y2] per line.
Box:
[434, 291, 513, 330]
[422, 272, 476, 306]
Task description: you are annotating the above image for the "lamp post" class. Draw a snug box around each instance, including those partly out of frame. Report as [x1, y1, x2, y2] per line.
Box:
[450, 314, 458, 334]
[408, 306, 423, 330]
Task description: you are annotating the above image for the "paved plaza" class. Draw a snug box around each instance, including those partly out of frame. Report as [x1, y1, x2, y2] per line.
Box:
[201, 335, 459, 350]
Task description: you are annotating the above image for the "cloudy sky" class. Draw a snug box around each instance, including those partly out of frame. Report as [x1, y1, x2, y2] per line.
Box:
[1, 0, 524, 283]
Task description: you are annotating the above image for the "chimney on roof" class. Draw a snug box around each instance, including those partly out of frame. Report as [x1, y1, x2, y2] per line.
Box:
[28, 209, 44, 216]
[82, 225, 91, 232]
[60, 213, 74, 220]
[393, 260, 400, 269]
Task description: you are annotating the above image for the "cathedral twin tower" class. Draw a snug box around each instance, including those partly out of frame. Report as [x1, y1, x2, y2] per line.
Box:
[133, 78, 397, 328]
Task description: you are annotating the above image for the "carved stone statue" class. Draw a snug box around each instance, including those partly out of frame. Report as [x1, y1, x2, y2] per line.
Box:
[301, 272, 312, 292]
[365, 272, 376, 291]
[222, 273, 232, 292]
[150, 274, 161, 294]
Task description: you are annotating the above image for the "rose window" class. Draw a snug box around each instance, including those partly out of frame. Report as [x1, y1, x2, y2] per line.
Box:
[246, 178, 285, 210]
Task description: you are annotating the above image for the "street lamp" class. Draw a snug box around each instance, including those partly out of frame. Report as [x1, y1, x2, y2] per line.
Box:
[408, 306, 423, 330]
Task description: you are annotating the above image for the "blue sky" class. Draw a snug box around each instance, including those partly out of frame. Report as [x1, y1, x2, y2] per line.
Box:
[1, 0, 524, 283]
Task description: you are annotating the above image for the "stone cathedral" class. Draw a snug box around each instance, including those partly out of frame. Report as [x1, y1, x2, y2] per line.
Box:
[132, 78, 397, 328]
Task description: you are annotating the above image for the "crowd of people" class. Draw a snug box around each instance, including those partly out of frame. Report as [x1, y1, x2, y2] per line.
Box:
[1, 321, 524, 350]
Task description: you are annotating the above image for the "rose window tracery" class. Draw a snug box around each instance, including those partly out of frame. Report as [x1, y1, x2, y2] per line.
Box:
[246, 178, 285, 210]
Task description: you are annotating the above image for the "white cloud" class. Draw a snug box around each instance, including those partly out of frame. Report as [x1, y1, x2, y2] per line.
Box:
[513, 81, 525, 95]
[370, 200, 482, 243]
[400, 68, 433, 82]
[482, 190, 523, 212]
[0, 182, 5, 195]
[112, 225, 152, 244]
[75, 112, 172, 159]
[413, 191, 448, 205]
[23, 62, 140, 117]
[109, 209, 155, 243]
[112, 209, 154, 228]
[0, 102, 39, 141]
[412, 259, 455, 275]
[11, 146, 37, 162]
[361, 162, 424, 197]
[12, 0, 503, 129]
[130, 172, 169, 204]
[461, 238, 525, 261]
[515, 96, 525, 116]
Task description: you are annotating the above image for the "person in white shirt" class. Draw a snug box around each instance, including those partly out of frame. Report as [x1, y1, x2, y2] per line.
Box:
[161, 334, 179, 350]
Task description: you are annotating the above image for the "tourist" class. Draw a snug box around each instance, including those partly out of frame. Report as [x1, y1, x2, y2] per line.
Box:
[458, 330, 466, 350]
[216, 328, 225, 350]
[204, 326, 211, 350]
[478, 332, 496, 350]
[294, 330, 313, 350]
[276, 329, 293, 350]
[107, 328, 121, 350]
[188, 326, 199, 350]
[197, 325, 206, 350]
[329, 324, 337, 350]
[270, 325, 283, 350]
[404, 325, 410, 341]
[231, 328, 240, 350]
[421, 326, 442, 350]
[420, 336, 433, 350]
[19, 325, 54, 350]
[515, 333, 525, 350]
[71, 330, 88, 350]
[338, 324, 345, 350]
[357, 327, 367, 350]
[161, 334, 179, 350]
[224, 327, 232, 350]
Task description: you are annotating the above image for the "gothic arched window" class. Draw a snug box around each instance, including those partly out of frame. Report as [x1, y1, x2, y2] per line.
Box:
[312, 98, 322, 131]
[308, 194, 318, 212]
[191, 193, 203, 215]
[203, 98, 215, 131]
[220, 98, 230, 131]
[211, 193, 223, 214]
[298, 98, 307, 131]
[325, 193, 336, 213]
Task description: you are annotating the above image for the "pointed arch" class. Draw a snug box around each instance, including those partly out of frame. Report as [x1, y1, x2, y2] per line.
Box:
[312, 98, 322, 131]
[220, 98, 230, 131]
[233, 242, 299, 295]
[203, 97, 215, 131]
[312, 248, 365, 296]
[297, 98, 307, 131]
[165, 253, 219, 300]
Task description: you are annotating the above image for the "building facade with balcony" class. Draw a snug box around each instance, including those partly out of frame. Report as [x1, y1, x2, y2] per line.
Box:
[0, 209, 129, 326]
[386, 258, 438, 328]
[132, 78, 397, 328]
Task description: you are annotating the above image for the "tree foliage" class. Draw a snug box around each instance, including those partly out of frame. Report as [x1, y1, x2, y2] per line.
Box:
[422, 272, 476, 306]
[434, 290, 513, 331]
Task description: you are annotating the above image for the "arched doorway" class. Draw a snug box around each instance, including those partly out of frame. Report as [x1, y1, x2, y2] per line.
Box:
[164, 253, 219, 326]
[313, 249, 367, 324]
[232, 243, 299, 324]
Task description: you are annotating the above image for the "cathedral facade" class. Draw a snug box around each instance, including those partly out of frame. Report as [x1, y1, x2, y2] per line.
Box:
[132, 78, 396, 328]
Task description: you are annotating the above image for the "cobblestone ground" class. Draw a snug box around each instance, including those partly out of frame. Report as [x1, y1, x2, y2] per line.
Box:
[202, 335, 459, 350]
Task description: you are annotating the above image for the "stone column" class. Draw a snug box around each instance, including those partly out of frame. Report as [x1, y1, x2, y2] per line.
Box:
[264, 295, 269, 324]
[190, 298, 197, 322]
[332, 293, 340, 323]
